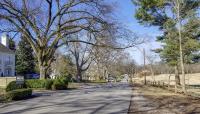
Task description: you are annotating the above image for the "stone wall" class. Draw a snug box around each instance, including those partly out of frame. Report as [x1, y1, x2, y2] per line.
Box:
[0, 77, 16, 87]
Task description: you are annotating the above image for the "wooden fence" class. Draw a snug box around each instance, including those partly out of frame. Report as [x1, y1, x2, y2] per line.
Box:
[145, 80, 200, 97]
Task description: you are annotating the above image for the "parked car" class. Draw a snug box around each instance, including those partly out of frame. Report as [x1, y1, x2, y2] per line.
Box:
[108, 77, 115, 82]
[25, 73, 40, 79]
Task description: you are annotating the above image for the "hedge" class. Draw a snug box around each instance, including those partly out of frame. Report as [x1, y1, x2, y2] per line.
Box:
[52, 77, 69, 90]
[25, 79, 46, 88]
[45, 79, 54, 90]
[6, 78, 69, 91]
[25, 78, 68, 90]
[5, 89, 32, 101]
[6, 81, 25, 92]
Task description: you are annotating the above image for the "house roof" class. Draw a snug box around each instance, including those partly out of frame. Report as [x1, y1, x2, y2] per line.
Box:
[0, 43, 15, 54]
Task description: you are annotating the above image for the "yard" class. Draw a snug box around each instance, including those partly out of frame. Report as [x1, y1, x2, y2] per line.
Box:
[134, 73, 200, 96]
[129, 83, 200, 114]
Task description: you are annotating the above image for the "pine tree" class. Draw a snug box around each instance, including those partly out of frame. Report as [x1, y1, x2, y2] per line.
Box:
[8, 38, 16, 51]
[134, 0, 200, 93]
[16, 36, 35, 75]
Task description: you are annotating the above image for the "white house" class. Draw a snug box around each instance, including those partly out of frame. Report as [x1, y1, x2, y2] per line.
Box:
[0, 34, 15, 76]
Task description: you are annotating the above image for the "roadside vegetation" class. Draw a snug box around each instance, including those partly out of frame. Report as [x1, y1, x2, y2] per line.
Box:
[0, 1, 200, 112]
[133, 0, 200, 94]
[129, 83, 200, 114]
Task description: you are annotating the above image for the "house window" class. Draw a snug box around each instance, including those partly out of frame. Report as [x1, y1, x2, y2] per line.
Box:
[5, 56, 12, 65]
[4, 68, 12, 76]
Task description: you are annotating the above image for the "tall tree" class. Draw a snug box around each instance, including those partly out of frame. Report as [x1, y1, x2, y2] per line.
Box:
[0, 0, 112, 79]
[51, 53, 75, 77]
[134, 0, 200, 93]
[16, 36, 35, 75]
[8, 38, 16, 51]
[155, 17, 200, 86]
[68, 34, 94, 81]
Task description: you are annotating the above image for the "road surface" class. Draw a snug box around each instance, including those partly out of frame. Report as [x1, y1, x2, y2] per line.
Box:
[0, 83, 131, 114]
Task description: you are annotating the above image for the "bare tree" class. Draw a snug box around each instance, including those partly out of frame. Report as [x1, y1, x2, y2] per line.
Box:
[0, 0, 112, 79]
[50, 52, 75, 78]
[67, 33, 95, 81]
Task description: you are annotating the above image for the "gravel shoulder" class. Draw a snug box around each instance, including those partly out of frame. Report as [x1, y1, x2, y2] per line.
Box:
[129, 84, 200, 114]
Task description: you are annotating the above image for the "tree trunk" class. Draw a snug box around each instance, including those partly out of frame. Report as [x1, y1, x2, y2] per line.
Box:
[76, 69, 82, 82]
[175, 65, 180, 85]
[168, 74, 171, 90]
[39, 65, 47, 79]
[150, 64, 155, 82]
[176, 0, 186, 93]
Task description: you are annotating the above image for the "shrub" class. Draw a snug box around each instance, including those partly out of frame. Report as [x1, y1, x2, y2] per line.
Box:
[52, 76, 69, 90]
[5, 89, 32, 101]
[25, 79, 54, 90]
[6, 81, 25, 92]
[25, 79, 46, 88]
[59, 76, 69, 85]
[45, 79, 54, 90]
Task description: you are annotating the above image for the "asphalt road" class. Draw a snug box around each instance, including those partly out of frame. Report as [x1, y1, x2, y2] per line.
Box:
[0, 83, 131, 114]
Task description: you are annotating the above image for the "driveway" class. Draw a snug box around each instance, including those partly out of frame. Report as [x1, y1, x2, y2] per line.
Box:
[0, 83, 131, 114]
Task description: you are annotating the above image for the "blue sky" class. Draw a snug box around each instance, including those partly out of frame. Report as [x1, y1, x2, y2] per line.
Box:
[111, 0, 163, 65]
[0, 0, 162, 65]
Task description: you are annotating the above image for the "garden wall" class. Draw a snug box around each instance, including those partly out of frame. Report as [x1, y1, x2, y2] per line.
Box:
[0, 77, 16, 87]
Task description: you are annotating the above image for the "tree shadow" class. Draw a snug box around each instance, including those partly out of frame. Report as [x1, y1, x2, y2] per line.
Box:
[0, 85, 131, 114]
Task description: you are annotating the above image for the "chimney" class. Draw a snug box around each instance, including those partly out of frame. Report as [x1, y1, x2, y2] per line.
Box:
[1, 33, 9, 48]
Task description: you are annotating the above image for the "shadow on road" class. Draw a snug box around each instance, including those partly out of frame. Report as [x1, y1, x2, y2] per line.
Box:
[0, 83, 131, 114]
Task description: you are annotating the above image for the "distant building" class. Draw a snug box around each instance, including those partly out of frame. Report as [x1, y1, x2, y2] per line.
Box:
[0, 34, 15, 76]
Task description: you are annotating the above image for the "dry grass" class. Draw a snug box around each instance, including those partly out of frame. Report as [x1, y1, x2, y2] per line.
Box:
[129, 84, 200, 114]
[138, 73, 200, 85]
[133, 73, 200, 97]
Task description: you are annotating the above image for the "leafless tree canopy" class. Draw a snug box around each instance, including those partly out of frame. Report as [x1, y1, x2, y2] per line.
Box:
[0, 0, 113, 78]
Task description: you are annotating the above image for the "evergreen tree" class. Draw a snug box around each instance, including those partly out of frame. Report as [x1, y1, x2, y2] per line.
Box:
[134, 0, 200, 93]
[155, 17, 200, 85]
[8, 38, 16, 51]
[16, 36, 35, 75]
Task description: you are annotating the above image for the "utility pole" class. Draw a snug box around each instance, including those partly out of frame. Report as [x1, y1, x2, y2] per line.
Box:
[143, 48, 146, 85]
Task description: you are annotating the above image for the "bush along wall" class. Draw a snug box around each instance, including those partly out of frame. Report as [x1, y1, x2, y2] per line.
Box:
[24, 78, 69, 90]
[6, 81, 25, 92]
[25, 79, 55, 90]
[52, 76, 69, 90]
[5, 89, 32, 101]
[25, 79, 46, 89]
[6, 77, 69, 92]
[4, 76, 70, 101]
